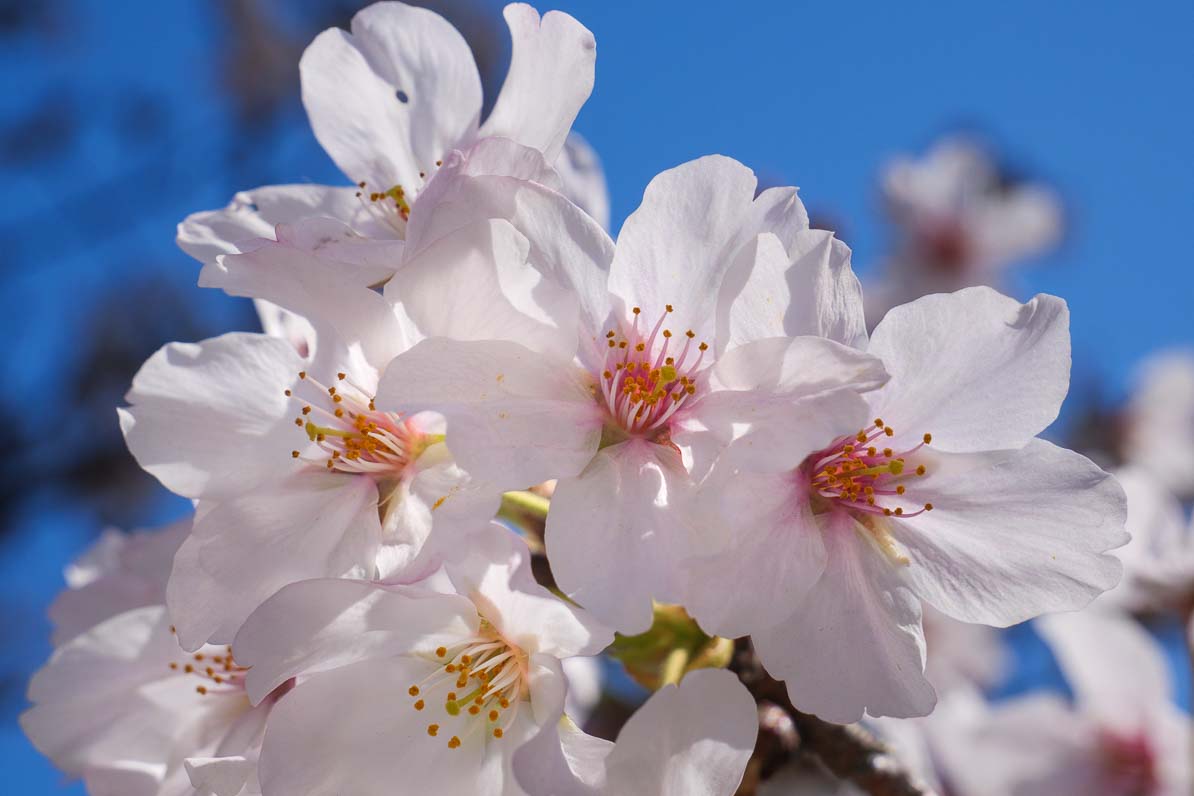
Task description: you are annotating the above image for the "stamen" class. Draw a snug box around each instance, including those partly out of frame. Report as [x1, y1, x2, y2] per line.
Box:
[598, 305, 708, 436]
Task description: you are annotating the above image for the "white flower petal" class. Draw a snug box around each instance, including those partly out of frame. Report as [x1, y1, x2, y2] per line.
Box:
[300, 2, 481, 189]
[683, 468, 827, 637]
[887, 440, 1126, 626]
[546, 441, 691, 634]
[176, 184, 390, 267]
[257, 657, 485, 796]
[602, 669, 756, 796]
[754, 512, 934, 723]
[694, 335, 887, 471]
[608, 156, 758, 343]
[478, 5, 596, 163]
[718, 230, 866, 352]
[50, 520, 189, 644]
[377, 338, 603, 490]
[234, 577, 478, 704]
[403, 138, 614, 363]
[167, 471, 383, 650]
[444, 524, 612, 658]
[120, 332, 304, 500]
[387, 217, 580, 359]
[554, 132, 610, 231]
[512, 715, 610, 796]
[184, 755, 254, 796]
[867, 287, 1070, 453]
[202, 232, 409, 377]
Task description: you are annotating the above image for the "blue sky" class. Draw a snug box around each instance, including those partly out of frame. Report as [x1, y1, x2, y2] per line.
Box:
[2, 1, 1191, 791]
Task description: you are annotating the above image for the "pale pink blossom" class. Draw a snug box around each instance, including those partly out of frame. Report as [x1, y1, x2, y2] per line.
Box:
[683, 287, 1125, 722]
[23, 523, 282, 796]
[232, 525, 612, 795]
[935, 612, 1190, 796]
[120, 226, 498, 652]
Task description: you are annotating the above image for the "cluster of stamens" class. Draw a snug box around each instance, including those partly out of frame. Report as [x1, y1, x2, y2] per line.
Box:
[353, 160, 442, 235]
[809, 419, 934, 518]
[167, 626, 248, 696]
[599, 305, 707, 436]
[286, 371, 421, 476]
[407, 623, 528, 750]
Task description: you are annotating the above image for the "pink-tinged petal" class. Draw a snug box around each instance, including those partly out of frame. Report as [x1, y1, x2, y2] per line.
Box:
[184, 755, 254, 796]
[887, 440, 1127, 627]
[513, 715, 610, 796]
[201, 231, 410, 377]
[478, 5, 595, 162]
[176, 183, 391, 267]
[754, 512, 935, 723]
[602, 669, 756, 796]
[166, 470, 383, 650]
[50, 520, 189, 644]
[547, 441, 691, 634]
[933, 695, 1103, 796]
[404, 139, 614, 362]
[377, 338, 603, 490]
[257, 657, 485, 796]
[554, 132, 610, 231]
[233, 577, 478, 704]
[376, 446, 502, 579]
[867, 287, 1071, 453]
[728, 185, 810, 255]
[443, 524, 613, 658]
[300, 2, 481, 190]
[608, 156, 758, 344]
[1036, 611, 1170, 732]
[718, 230, 866, 352]
[693, 335, 887, 471]
[683, 467, 827, 637]
[120, 333, 304, 500]
[386, 218, 581, 359]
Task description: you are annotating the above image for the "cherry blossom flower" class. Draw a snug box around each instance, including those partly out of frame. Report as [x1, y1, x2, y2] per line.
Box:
[176, 2, 601, 274]
[377, 154, 886, 632]
[231, 525, 612, 795]
[935, 611, 1190, 795]
[23, 521, 282, 796]
[120, 227, 499, 652]
[682, 286, 1126, 722]
[513, 668, 757, 796]
[866, 137, 1062, 326]
[1123, 350, 1194, 500]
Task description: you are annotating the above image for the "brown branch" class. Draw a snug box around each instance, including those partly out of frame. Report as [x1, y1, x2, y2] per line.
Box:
[731, 640, 938, 796]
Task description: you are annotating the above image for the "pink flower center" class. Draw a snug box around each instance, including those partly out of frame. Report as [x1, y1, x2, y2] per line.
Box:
[286, 370, 425, 476]
[1098, 728, 1158, 795]
[805, 418, 935, 519]
[167, 625, 248, 697]
[406, 621, 528, 750]
[597, 305, 707, 438]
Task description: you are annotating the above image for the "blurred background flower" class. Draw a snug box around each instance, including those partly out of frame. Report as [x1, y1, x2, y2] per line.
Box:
[3, 1, 1191, 792]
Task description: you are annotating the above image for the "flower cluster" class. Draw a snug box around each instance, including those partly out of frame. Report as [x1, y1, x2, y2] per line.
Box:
[22, 3, 1130, 794]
